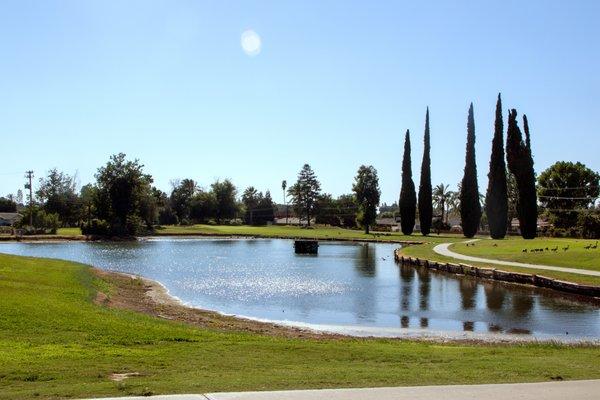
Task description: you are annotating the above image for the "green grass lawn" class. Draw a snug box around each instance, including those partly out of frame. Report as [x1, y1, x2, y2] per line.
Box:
[56, 227, 83, 236]
[449, 237, 600, 272]
[401, 239, 600, 286]
[155, 224, 464, 244]
[1, 254, 599, 399]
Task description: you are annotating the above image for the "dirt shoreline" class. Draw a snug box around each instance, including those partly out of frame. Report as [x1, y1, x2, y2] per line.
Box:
[92, 268, 599, 345]
[92, 268, 345, 340]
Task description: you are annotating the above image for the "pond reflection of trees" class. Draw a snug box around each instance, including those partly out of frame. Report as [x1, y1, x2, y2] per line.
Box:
[399, 265, 415, 311]
[459, 279, 478, 310]
[354, 243, 376, 277]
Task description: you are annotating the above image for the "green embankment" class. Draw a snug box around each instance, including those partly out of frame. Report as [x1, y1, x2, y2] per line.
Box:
[155, 224, 461, 243]
[449, 237, 600, 272]
[1, 253, 599, 399]
[400, 238, 600, 286]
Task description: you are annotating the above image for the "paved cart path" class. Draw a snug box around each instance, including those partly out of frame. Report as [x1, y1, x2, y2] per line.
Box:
[432, 240, 600, 277]
[87, 380, 600, 400]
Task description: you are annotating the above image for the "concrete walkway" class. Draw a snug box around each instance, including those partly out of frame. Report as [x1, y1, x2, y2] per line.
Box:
[433, 240, 600, 277]
[87, 380, 600, 400]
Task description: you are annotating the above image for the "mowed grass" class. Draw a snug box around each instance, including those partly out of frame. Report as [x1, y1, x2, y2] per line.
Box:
[449, 237, 600, 272]
[1, 254, 600, 399]
[56, 227, 83, 236]
[155, 224, 463, 244]
[401, 238, 600, 286]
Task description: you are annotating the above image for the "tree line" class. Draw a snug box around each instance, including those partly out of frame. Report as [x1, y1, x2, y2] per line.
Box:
[2, 93, 598, 238]
[1, 153, 383, 236]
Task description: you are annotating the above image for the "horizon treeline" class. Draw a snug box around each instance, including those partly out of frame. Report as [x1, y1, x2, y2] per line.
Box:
[3, 94, 598, 238]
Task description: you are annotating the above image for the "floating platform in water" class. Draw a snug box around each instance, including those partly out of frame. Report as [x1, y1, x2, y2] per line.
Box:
[294, 240, 319, 254]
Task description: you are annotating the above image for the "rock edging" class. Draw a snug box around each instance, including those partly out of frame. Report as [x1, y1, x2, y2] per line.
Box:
[394, 250, 600, 299]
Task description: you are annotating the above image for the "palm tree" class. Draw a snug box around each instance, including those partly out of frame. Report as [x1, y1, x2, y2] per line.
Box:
[432, 183, 451, 224]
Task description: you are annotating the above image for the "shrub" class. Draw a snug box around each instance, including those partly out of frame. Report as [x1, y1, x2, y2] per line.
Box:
[158, 208, 178, 225]
[16, 209, 60, 234]
[432, 218, 451, 233]
[578, 213, 600, 239]
[81, 219, 111, 236]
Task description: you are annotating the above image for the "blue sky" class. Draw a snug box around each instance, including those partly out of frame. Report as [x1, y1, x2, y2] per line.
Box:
[1, 1, 599, 205]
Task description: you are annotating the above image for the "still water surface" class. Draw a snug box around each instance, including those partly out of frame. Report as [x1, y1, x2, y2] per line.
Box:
[1, 238, 598, 339]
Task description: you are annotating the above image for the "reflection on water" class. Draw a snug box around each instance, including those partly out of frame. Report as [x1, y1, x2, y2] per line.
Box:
[354, 243, 376, 277]
[484, 283, 506, 311]
[459, 279, 478, 310]
[417, 268, 430, 310]
[0, 238, 598, 339]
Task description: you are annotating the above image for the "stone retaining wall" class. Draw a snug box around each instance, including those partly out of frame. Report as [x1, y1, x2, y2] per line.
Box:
[394, 250, 600, 299]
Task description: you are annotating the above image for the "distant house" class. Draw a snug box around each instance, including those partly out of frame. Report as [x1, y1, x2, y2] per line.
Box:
[0, 213, 22, 227]
[510, 218, 551, 231]
[375, 217, 400, 231]
[375, 217, 398, 227]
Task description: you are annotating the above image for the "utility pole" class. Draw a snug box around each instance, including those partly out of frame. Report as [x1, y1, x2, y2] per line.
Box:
[281, 180, 288, 225]
[25, 171, 34, 226]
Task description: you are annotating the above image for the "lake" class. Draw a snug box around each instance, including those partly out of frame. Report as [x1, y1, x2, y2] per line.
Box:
[1, 237, 598, 340]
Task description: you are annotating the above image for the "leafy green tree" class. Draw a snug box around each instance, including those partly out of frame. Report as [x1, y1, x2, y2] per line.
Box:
[241, 188, 275, 225]
[506, 109, 537, 239]
[0, 197, 17, 212]
[485, 94, 508, 239]
[36, 169, 81, 226]
[256, 190, 275, 225]
[378, 202, 397, 216]
[399, 130, 416, 235]
[288, 164, 321, 226]
[79, 184, 97, 225]
[211, 179, 238, 223]
[314, 193, 340, 226]
[460, 103, 482, 238]
[94, 153, 153, 236]
[337, 194, 358, 228]
[170, 179, 197, 222]
[537, 161, 599, 229]
[190, 191, 217, 223]
[353, 165, 381, 234]
[418, 108, 433, 236]
[578, 212, 600, 239]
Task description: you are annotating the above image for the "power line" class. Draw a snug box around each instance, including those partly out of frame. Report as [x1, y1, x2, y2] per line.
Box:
[538, 195, 598, 200]
[538, 185, 599, 190]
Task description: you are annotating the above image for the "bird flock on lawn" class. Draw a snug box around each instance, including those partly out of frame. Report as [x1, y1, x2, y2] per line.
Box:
[465, 241, 598, 253]
[520, 241, 598, 253]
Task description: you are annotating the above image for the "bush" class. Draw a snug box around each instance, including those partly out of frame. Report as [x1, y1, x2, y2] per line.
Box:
[158, 208, 178, 225]
[578, 213, 600, 239]
[432, 218, 451, 233]
[81, 219, 111, 236]
[16, 209, 60, 234]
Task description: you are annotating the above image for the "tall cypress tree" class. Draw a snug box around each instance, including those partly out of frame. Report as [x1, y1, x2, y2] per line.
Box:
[460, 103, 482, 238]
[399, 129, 416, 235]
[507, 109, 537, 239]
[418, 108, 433, 236]
[485, 94, 508, 239]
